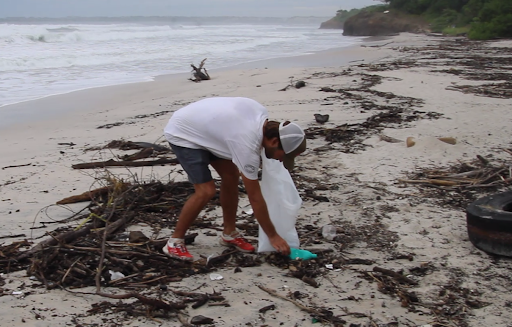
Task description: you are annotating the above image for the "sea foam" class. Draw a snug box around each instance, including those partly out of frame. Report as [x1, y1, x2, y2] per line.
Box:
[0, 20, 362, 107]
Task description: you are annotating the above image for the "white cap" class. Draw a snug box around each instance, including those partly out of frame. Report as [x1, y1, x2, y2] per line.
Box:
[279, 122, 305, 154]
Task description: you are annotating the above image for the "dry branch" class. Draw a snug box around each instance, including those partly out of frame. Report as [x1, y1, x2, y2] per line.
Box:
[399, 155, 511, 191]
[256, 284, 346, 325]
[72, 158, 178, 169]
[19, 212, 135, 261]
[121, 148, 155, 161]
[2, 163, 32, 170]
[56, 183, 130, 205]
[190, 58, 210, 82]
[373, 266, 418, 285]
[399, 179, 459, 186]
[257, 284, 322, 315]
[95, 291, 187, 311]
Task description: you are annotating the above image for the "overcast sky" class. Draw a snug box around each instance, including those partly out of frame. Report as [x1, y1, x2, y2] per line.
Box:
[0, 0, 380, 18]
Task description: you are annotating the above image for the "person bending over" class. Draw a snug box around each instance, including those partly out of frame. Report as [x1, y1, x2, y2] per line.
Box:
[162, 97, 306, 261]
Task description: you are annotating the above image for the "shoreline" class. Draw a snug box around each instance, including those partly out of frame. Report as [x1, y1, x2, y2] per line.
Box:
[0, 36, 385, 130]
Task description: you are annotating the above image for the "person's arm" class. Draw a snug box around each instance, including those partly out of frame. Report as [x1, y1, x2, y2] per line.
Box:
[241, 174, 291, 255]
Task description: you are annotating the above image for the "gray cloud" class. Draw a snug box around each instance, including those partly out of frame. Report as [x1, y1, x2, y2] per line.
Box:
[0, 0, 380, 18]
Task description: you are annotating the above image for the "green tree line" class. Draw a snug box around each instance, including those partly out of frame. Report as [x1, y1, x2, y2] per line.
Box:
[330, 5, 385, 25]
[381, 0, 512, 39]
[332, 8, 361, 23]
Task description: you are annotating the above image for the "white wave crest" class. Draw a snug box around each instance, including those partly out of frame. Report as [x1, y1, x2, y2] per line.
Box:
[0, 22, 362, 107]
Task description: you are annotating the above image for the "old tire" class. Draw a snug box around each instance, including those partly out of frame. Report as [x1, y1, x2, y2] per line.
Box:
[466, 190, 512, 257]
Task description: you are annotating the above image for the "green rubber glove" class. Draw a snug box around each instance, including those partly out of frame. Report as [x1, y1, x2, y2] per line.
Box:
[289, 248, 317, 260]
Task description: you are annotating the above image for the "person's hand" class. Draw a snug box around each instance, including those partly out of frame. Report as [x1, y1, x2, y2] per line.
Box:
[269, 234, 290, 256]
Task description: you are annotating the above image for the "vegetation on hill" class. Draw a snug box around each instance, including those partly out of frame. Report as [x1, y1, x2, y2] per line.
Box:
[342, 10, 428, 36]
[320, 5, 385, 29]
[381, 0, 512, 39]
[324, 0, 510, 39]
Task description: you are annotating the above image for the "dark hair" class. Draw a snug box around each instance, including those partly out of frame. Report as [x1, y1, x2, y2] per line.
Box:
[264, 120, 290, 150]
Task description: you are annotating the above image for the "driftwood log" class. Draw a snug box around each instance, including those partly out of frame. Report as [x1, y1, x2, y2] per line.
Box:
[72, 158, 178, 169]
[190, 58, 210, 82]
[57, 183, 130, 205]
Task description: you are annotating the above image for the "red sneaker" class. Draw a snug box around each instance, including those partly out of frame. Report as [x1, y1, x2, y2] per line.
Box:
[162, 240, 194, 261]
[219, 231, 255, 253]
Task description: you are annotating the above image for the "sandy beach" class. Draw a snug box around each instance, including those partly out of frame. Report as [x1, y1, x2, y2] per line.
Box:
[1, 33, 512, 327]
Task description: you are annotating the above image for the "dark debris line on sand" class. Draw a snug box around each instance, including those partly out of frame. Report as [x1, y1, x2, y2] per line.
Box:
[397, 38, 512, 99]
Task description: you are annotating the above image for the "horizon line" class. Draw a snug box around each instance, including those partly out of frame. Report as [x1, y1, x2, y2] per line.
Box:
[1, 15, 333, 19]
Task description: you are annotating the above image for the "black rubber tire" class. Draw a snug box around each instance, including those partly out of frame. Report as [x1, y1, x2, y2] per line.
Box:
[466, 190, 512, 257]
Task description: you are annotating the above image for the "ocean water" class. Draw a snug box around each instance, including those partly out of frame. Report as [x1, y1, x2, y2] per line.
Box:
[0, 18, 361, 108]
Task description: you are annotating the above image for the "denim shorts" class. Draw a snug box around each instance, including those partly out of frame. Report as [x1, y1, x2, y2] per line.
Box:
[169, 143, 221, 184]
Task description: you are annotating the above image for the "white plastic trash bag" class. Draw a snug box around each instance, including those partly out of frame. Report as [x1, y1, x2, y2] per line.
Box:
[258, 150, 302, 252]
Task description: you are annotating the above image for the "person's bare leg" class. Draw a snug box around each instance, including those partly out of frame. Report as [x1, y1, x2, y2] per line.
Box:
[211, 159, 240, 235]
[172, 181, 216, 239]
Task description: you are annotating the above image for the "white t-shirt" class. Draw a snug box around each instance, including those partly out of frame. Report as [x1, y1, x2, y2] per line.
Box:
[164, 97, 268, 180]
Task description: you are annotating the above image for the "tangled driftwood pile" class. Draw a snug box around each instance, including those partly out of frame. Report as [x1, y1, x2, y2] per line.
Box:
[400, 151, 512, 209]
[0, 179, 384, 326]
